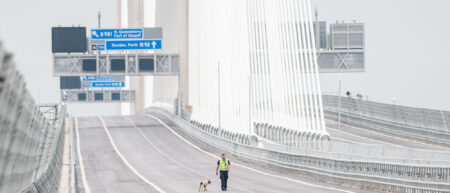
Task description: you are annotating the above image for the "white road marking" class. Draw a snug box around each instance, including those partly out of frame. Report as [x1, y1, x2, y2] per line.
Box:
[74, 117, 91, 193]
[125, 117, 206, 178]
[125, 117, 249, 191]
[145, 114, 355, 193]
[326, 119, 448, 150]
[98, 116, 166, 193]
[327, 127, 401, 147]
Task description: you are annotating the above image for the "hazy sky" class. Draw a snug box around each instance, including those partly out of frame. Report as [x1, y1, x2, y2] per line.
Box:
[1, 0, 449, 115]
[312, 0, 450, 110]
[0, 0, 116, 115]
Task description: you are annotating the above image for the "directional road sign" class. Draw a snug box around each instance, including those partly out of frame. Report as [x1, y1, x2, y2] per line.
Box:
[106, 40, 162, 50]
[91, 29, 143, 39]
[83, 83, 92, 88]
[83, 76, 114, 81]
[97, 45, 105, 50]
[91, 44, 105, 51]
[92, 81, 125, 88]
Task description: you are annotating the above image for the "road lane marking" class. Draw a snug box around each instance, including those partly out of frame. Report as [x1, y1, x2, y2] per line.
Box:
[326, 119, 449, 150]
[126, 116, 253, 192]
[98, 116, 166, 193]
[145, 114, 355, 193]
[327, 127, 401, 147]
[125, 116, 207, 178]
[74, 117, 91, 193]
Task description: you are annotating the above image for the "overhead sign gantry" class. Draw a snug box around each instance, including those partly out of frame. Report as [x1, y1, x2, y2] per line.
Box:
[61, 89, 135, 103]
[52, 27, 178, 76]
[52, 26, 174, 103]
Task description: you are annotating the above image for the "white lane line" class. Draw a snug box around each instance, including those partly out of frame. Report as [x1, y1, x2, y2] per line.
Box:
[126, 116, 253, 192]
[145, 114, 355, 193]
[74, 117, 91, 193]
[326, 119, 448, 150]
[327, 127, 401, 147]
[125, 116, 206, 178]
[98, 116, 166, 193]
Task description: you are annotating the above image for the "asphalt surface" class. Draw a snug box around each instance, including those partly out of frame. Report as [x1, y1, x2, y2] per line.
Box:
[74, 115, 372, 193]
[326, 119, 450, 151]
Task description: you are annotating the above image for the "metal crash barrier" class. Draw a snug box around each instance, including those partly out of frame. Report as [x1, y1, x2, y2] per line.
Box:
[146, 107, 450, 193]
[322, 95, 450, 146]
[0, 42, 66, 193]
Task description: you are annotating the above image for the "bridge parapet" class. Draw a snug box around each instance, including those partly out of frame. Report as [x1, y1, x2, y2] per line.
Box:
[0, 42, 66, 193]
[254, 122, 330, 150]
[322, 95, 450, 146]
[146, 107, 450, 193]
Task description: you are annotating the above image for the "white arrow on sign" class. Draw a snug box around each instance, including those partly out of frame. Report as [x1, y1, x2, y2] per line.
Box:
[151, 41, 156, 48]
[92, 31, 99, 38]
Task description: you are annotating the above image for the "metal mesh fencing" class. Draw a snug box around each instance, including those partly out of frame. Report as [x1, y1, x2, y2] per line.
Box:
[0, 42, 66, 193]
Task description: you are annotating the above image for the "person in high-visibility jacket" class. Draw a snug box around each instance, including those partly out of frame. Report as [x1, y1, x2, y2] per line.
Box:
[216, 153, 231, 191]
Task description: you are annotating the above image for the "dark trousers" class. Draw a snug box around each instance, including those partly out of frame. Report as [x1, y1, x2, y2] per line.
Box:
[220, 170, 228, 190]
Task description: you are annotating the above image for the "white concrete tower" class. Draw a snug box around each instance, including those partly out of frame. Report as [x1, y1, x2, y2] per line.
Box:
[153, 0, 189, 110]
[116, 0, 188, 114]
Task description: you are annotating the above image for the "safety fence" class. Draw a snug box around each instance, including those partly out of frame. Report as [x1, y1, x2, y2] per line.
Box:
[146, 107, 450, 193]
[0, 42, 66, 193]
[322, 95, 450, 146]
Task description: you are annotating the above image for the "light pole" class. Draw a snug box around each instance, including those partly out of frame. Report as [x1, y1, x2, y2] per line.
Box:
[338, 73, 342, 130]
[218, 62, 221, 130]
[248, 76, 253, 143]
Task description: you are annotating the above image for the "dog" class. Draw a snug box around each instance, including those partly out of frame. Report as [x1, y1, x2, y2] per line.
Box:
[198, 180, 211, 192]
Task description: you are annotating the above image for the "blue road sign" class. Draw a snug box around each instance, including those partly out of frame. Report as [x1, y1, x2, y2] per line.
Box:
[97, 45, 105, 50]
[83, 83, 92, 88]
[92, 81, 125, 88]
[106, 40, 162, 50]
[91, 29, 143, 39]
[83, 76, 114, 81]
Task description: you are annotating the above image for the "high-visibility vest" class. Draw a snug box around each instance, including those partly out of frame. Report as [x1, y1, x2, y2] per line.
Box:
[219, 159, 229, 171]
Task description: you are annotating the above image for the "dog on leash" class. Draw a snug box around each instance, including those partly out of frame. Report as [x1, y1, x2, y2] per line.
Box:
[198, 180, 211, 192]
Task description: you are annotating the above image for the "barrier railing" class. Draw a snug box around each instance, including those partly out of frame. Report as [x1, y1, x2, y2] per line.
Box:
[322, 95, 450, 132]
[0, 42, 66, 193]
[146, 107, 450, 193]
[322, 95, 450, 146]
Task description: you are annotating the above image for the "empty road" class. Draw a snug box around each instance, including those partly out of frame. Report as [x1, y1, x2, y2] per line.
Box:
[73, 114, 371, 193]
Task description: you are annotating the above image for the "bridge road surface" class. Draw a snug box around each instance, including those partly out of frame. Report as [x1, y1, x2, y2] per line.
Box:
[325, 119, 450, 151]
[74, 115, 372, 193]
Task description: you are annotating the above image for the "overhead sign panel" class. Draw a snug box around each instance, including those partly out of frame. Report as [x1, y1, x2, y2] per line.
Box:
[106, 40, 162, 50]
[60, 76, 81, 89]
[92, 81, 125, 88]
[52, 27, 87, 53]
[91, 29, 143, 39]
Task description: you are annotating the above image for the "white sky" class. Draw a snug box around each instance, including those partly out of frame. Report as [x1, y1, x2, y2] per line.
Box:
[1, 0, 449, 115]
[312, 0, 450, 110]
[0, 0, 116, 116]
